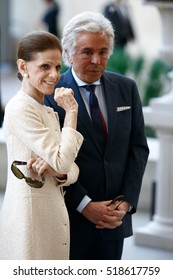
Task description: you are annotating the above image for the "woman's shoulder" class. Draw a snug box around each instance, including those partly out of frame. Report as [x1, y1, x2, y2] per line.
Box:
[5, 91, 45, 122]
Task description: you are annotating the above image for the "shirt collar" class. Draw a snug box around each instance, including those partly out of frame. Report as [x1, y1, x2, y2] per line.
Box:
[72, 67, 101, 87]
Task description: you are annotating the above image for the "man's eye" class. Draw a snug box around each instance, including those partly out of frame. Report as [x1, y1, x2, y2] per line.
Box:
[100, 51, 108, 57]
[83, 51, 92, 56]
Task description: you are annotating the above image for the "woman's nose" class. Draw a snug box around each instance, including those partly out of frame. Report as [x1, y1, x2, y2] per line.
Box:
[50, 68, 60, 78]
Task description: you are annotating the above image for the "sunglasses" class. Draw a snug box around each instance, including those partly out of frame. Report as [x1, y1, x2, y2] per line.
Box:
[11, 160, 45, 188]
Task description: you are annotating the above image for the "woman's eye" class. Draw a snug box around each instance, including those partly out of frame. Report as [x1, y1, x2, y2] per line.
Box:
[41, 64, 49, 70]
[56, 65, 61, 71]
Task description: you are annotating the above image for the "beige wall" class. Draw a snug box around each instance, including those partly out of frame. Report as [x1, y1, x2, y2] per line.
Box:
[9, 0, 162, 59]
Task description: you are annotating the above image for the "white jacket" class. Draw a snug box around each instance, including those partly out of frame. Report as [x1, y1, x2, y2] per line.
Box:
[0, 90, 83, 260]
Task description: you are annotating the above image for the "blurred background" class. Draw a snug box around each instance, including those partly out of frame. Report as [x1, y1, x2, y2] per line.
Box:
[1, 0, 171, 121]
[0, 0, 164, 63]
[1, 0, 173, 259]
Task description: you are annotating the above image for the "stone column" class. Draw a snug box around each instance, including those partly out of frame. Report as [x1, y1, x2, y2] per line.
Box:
[135, 2, 173, 250]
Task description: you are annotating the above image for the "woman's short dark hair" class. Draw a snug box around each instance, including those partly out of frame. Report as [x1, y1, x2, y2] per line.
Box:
[17, 30, 62, 81]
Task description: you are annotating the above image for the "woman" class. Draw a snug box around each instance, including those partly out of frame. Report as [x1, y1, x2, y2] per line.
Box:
[0, 31, 83, 260]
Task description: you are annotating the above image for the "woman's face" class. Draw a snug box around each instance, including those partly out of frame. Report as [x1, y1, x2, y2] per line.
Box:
[22, 49, 62, 103]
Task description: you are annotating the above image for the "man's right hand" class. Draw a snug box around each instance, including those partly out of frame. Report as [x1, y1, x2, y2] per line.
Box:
[82, 201, 125, 229]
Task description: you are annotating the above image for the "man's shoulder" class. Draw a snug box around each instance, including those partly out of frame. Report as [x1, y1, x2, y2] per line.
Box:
[56, 69, 71, 87]
[103, 71, 135, 84]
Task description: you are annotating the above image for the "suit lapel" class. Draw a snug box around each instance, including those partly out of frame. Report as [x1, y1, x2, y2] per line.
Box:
[101, 74, 118, 155]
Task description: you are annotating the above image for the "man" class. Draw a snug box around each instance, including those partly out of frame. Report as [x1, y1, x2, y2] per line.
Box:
[45, 11, 149, 260]
[41, 0, 60, 37]
[103, 0, 135, 49]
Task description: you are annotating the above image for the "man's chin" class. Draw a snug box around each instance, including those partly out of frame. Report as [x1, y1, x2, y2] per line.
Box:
[83, 74, 102, 84]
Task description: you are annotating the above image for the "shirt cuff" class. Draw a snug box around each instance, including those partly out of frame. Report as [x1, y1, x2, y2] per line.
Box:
[77, 195, 92, 212]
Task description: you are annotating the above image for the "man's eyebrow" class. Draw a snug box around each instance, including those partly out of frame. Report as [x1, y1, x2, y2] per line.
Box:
[82, 47, 108, 51]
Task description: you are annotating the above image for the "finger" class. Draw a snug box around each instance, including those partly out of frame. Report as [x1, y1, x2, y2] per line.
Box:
[104, 200, 112, 206]
[31, 159, 42, 173]
[96, 221, 117, 229]
[55, 87, 73, 98]
[37, 161, 48, 176]
[107, 200, 124, 210]
[96, 219, 122, 229]
[27, 158, 37, 169]
[95, 224, 105, 229]
[35, 161, 47, 175]
[104, 211, 125, 222]
[101, 214, 123, 225]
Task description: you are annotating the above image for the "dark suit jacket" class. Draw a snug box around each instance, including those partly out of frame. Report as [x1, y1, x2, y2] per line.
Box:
[44, 68, 149, 240]
[103, 3, 135, 48]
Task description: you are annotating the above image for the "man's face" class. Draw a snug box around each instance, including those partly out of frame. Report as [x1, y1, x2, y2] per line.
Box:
[71, 32, 109, 84]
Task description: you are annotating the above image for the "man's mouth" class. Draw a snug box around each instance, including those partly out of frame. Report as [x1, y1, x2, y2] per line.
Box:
[90, 68, 102, 72]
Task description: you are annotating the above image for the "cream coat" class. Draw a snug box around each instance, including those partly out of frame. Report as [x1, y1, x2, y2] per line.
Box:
[0, 90, 83, 260]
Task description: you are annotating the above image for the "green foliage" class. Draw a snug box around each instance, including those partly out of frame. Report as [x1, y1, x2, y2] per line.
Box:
[107, 48, 132, 75]
[145, 126, 156, 138]
[107, 50, 170, 107]
[142, 59, 170, 106]
[131, 55, 145, 77]
[60, 64, 69, 74]
[107, 49, 145, 77]
[106, 49, 171, 138]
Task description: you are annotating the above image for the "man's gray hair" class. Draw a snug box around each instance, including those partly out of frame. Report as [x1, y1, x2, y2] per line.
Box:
[61, 11, 115, 66]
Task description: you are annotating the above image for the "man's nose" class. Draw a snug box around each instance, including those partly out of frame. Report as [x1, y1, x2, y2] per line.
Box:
[91, 53, 101, 64]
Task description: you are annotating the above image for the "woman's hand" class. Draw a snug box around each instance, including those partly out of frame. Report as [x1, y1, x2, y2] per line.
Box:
[27, 157, 66, 179]
[54, 87, 78, 129]
[54, 87, 78, 113]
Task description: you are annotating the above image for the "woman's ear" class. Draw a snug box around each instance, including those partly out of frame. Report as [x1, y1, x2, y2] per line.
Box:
[17, 59, 28, 77]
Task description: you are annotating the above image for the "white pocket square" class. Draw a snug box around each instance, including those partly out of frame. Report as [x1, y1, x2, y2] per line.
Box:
[117, 106, 131, 112]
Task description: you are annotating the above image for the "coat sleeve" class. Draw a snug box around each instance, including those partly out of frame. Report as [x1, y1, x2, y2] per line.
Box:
[4, 99, 83, 185]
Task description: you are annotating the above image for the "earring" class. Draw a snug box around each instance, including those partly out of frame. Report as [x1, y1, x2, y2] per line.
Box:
[23, 73, 29, 78]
